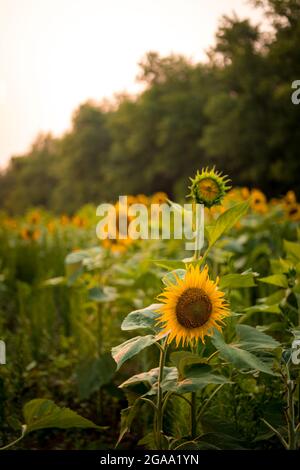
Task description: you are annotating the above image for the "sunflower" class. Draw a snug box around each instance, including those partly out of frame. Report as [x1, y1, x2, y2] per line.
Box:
[241, 187, 250, 200]
[72, 215, 86, 228]
[157, 264, 229, 347]
[20, 227, 41, 241]
[136, 194, 149, 205]
[151, 192, 168, 205]
[250, 189, 268, 213]
[189, 167, 231, 208]
[60, 215, 70, 225]
[286, 203, 300, 222]
[27, 210, 41, 224]
[250, 189, 266, 206]
[102, 238, 129, 253]
[284, 190, 297, 206]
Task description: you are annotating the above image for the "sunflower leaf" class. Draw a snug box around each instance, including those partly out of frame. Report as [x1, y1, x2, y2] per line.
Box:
[23, 399, 103, 434]
[259, 274, 288, 288]
[121, 304, 161, 332]
[112, 335, 157, 370]
[219, 272, 257, 289]
[212, 330, 277, 375]
[206, 201, 250, 250]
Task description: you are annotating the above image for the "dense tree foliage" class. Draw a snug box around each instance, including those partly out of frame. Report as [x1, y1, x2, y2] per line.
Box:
[1, 0, 299, 214]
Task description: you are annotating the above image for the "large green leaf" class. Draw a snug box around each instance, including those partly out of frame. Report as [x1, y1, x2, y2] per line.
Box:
[236, 324, 280, 352]
[116, 402, 142, 447]
[112, 335, 157, 370]
[165, 371, 230, 394]
[219, 272, 257, 289]
[23, 399, 102, 434]
[120, 367, 176, 395]
[120, 367, 160, 390]
[121, 304, 161, 332]
[76, 353, 116, 400]
[153, 259, 186, 271]
[243, 303, 281, 315]
[284, 240, 300, 261]
[206, 201, 250, 249]
[170, 351, 208, 379]
[212, 330, 276, 375]
[259, 274, 288, 288]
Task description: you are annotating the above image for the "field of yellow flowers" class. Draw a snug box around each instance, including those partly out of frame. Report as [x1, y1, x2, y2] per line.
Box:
[1, 174, 300, 450]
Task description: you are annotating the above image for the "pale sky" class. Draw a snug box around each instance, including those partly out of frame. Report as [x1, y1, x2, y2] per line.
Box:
[0, 0, 263, 167]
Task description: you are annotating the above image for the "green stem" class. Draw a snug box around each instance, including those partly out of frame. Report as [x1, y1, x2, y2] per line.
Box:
[97, 304, 104, 420]
[286, 365, 296, 450]
[190, 344, 198, 439]
[197, 383, 224, 420]
[155, 338, 168, 449]
[190, 391, 197, 439]
[0, 427, 26, 451]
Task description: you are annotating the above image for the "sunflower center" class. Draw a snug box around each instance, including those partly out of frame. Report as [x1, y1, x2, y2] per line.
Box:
[289, 207, 298, 216]
[198, 178, 220, 201]
[176, 287, 213, 329]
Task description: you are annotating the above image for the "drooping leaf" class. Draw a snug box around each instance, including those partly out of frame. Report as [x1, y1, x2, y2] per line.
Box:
[212, 330, 276, 375]
[236, 324, 281, 352]
[120, 366, 176, 395]
[116, 402, 142, 447]
[121, 304, 161, 332]
[166, 372, 230, 394]
[23, 399, 102, 434]
[112, 335, 157, 370]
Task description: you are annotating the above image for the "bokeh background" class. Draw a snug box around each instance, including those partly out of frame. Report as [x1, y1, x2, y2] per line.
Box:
[0, 0, 299, 214]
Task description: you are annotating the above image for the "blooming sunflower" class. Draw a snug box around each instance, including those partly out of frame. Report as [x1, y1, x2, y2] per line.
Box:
[151, 192, 168, 205]
[189, 167, 231, 208]
[250, 189, 268, 214]
[284, 190, 297, 206]
[157, 265, 229, 346]
[286, 203, 300, 222]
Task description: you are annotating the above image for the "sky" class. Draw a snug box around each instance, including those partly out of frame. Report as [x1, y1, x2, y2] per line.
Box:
[0, 0, 263, 167]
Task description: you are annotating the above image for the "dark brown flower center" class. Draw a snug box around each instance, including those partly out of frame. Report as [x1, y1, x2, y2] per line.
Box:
[289, 208, 298, 216]
[176, 287, 213, 329]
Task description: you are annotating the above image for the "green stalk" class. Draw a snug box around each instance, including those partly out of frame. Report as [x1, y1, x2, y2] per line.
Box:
[190, 390, 197, 439]
[97, 303, 103, 420]
[286, 365, 296, 450]
[155, 338, 168, 449]
[0, 427, 26, 451]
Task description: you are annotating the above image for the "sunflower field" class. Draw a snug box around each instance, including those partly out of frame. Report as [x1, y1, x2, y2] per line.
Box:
[0, 169, 300, 451]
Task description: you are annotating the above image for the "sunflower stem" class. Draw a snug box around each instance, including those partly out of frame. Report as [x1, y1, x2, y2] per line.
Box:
[190, 344, 198, 439]
[155, 337, 168, 449]
[190, 391, 197, 439]
[286, 364, 297, 450]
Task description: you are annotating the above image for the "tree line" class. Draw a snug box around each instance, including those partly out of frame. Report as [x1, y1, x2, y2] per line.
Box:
[1, 0, 299, 214]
